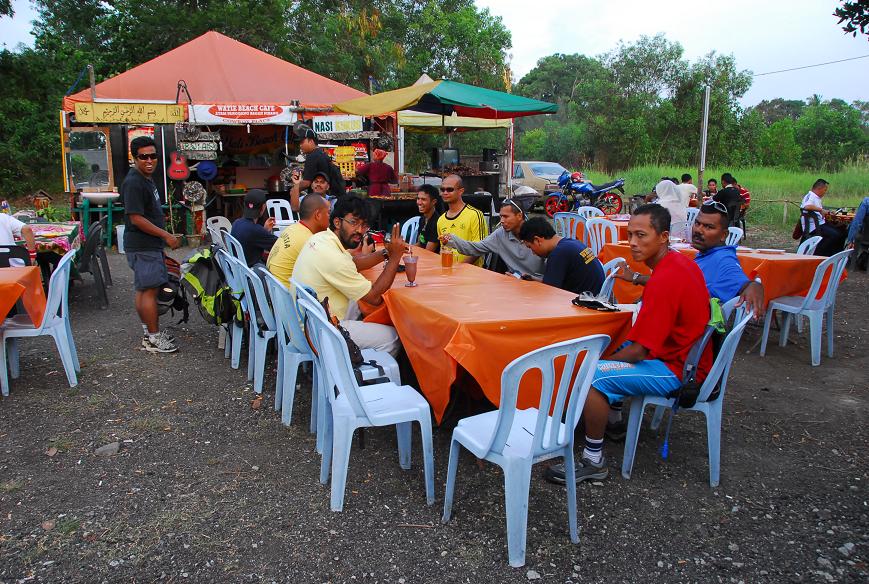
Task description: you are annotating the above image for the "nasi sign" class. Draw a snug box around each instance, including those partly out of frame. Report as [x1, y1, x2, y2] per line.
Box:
[74, 102, 185, 124]
[179, 141, 218, 151]
[312, 115, 363, 134]
[190, 104, 297, 125]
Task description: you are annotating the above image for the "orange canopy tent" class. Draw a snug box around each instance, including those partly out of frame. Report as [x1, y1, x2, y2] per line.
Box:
[63, 31, 366, 112]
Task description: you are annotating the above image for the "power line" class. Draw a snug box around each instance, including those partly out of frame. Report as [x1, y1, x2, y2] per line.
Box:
[753, 54, 869, 77]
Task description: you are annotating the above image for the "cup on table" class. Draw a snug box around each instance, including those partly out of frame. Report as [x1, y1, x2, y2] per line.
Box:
[404, 255, 419, 287]
[440, 248, 454, 269]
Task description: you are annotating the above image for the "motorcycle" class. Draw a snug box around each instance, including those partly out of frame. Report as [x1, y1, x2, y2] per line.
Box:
[544, 171, 625, 218]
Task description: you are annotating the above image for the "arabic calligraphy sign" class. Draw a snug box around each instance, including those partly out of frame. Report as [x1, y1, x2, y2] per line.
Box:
[75, 102, 186, 124]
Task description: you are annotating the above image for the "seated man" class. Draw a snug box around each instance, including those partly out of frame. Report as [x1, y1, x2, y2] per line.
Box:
[545, 204, 712, 484]
[415, 184, 442, 252]
[801, 178, 846, 257]
[292, 196, 406, 356]
[267, 194, 331, 286]
[230, 189, 277, 267]
[713, 173, 744, 226]
[436, 174, 489, 266]
[441, 199, 545, 279]
[518, 216, 605, 295]
[615, 200, 765, 317]
[846, 197, 869, 270]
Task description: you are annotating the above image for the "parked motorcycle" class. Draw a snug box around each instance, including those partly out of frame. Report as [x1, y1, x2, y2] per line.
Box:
[544, 171, 625, 218]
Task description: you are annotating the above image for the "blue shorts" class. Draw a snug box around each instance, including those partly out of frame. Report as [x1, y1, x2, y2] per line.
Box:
[126, 250, 168, 291]
[591, 359, 681, 405]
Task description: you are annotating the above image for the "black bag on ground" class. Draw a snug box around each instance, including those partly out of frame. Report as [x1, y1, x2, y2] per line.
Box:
[158, 256, 189, 324]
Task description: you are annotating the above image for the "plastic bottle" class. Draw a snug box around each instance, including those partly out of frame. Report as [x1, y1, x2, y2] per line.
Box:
[0, 200, 10, 214]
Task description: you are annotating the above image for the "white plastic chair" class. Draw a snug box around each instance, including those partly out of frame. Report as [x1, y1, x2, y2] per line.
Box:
[206, 216, 232, 247]
[229, 256, 277, 394]
[216, 249, 247, 372]
[576, 206, 604, 220]
[442, 334, 610, 567]
[685, 207, 699, 225]
[260, 269, 316, 427]
[267, 198, 295, 230]
[401, 216, 421, 245]
[292, 278, 401, 453]
[585, 217, 619, 256]
[299, 295, 434, 512]
[599, 257, 627, 303]
[796, 235, 822, 255]
[553, 212, 583, 240]
[760, 249, 851, 366]
[622, 303, 754, 488]
[726, 226, 744, 246]
[0, 250, 80, 395]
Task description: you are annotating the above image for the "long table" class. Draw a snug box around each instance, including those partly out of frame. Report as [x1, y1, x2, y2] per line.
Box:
[0, 267, 46, 326]
[599, 243, 836, 305]
[362, 249, 632, 423]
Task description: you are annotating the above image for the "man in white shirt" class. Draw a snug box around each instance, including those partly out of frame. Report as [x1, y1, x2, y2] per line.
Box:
[678, 173, 698, 207]
[801, 178, 846, 256]
[0, 214, 37, 266]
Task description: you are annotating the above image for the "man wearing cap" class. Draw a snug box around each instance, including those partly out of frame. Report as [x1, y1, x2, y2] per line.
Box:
[230, 189, 277, 267]
[355, 149, 397, 197]
[294, 127, 344, 203]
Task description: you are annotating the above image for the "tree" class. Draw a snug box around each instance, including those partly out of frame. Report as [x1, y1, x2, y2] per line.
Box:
[757, 118, 803, 168]
[1, 0, 12, 17]
[751, 98, 806, 125]
[834, 1, 869, 37]
[795, 99, 868, 169]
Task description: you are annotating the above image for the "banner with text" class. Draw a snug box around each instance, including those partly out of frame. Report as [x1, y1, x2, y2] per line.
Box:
[190, 104, 297, 125]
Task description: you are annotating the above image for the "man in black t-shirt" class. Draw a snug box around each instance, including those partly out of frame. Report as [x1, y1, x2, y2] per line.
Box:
[518, 217, 605, 295]
[415, 184, 441, 252]
[713, 173, 743, 226]
[120, 136, 180, 353]
[289, 127, 344, 207]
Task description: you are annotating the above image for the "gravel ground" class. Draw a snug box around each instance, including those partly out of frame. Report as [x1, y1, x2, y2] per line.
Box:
[0, 234, 866, 584]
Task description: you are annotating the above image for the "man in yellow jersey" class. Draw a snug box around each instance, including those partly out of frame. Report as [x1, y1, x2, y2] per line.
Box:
[436, 174, 489, 266]
[266, 194, 330, 286]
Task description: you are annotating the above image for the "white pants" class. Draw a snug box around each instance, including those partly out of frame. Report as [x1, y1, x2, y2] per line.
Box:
[340, 320, 401, 357]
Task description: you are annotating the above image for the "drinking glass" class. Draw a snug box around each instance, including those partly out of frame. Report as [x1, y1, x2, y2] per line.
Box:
[404, 255, 418, 287]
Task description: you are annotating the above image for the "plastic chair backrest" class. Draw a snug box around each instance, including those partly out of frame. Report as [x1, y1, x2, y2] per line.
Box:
[79, 221, 103, 272]
[599, 257, 626, 302]
[796, 235, 822, 255]
[230, 255, 275, 332]
[40, 250, 76, 332]
[207, 225, 226, 248]
[298, 296, 371, 421]
[262, 270, 311, 354]
[222, 231, 246, 263]
[685, 207, 699, 225]
[267, 199, 295, 224]
[697, 307, 753, 402]
[401, 216, 421, 245]
[292, 277, 330, 353]
[482, 335, 610, 457]
[576, 206, 604, 220]
[0, 245, 31, 267]
[585, 217, 619, 256]
[726, 226, 743, 246]
[207, 215, 232, 233]
[553, 212, 584, 240]
[798, 249, 851, 311]
[800, 210, 820, 241]
[216, 248, 248, 312]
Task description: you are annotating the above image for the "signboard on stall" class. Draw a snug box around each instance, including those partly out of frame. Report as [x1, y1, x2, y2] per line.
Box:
[190, 104, 297, 125]
[312, 115, 364, 134]
[75, 102, 185, 124]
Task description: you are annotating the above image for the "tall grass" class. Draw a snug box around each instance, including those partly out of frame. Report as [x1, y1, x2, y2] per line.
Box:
[582, 160, 868, 229]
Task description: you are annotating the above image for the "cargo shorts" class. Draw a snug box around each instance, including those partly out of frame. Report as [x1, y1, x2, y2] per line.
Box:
[126, 250, 168, 291]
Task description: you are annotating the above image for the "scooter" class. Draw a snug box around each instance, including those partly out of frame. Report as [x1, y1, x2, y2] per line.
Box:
[544, 171, 625, 217]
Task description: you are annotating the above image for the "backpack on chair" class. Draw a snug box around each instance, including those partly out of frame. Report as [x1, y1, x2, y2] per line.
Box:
[181, 246, 242, 326]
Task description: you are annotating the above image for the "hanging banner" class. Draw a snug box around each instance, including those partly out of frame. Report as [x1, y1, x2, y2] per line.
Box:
[220, 125, 285, 154]
[190, 104, 296, 125]
[311, 115, 364, 134]
[75, 102, 185, 124]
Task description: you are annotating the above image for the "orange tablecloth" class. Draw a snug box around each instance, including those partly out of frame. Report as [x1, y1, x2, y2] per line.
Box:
[0, 267, 46, 326]
[598, 243, 836, 306]
[574, 220, 629, 242]
[362, 250, 632, 422]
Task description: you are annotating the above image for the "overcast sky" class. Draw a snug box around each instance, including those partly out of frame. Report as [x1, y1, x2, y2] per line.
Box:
[2, 0, 867, 106]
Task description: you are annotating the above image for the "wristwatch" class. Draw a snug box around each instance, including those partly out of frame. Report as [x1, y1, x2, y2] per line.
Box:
[381, 249, 389, 259]
[631, 271, 642, 285]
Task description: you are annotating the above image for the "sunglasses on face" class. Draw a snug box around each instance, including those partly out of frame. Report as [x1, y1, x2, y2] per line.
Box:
[701, 201, 728, 214]
[440, 187, 457, 193]
[137, 153, 158, 161]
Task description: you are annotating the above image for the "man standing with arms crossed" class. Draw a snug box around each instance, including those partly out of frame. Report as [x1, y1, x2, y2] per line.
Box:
[121, 136, 180, 353]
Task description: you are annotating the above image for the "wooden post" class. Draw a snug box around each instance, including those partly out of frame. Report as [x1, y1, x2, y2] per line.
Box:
[783, 202, 788, 225]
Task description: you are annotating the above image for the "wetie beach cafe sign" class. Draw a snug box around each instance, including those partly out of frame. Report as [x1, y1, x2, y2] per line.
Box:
[189, 104, 297, 125]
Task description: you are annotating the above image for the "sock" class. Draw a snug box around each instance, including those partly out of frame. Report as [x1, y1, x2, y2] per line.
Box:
[583, 436, 604, 465]
[608, 403, 623, 425]
[142, 324, 149, 337]
[148, 332, 160, 343]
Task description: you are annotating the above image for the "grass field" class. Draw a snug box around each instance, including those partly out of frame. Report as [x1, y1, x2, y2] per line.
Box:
[582, 161, 868, 231]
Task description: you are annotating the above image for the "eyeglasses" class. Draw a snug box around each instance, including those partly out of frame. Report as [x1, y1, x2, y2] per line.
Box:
[340, 216, 368, 231]
[137, 153, 158, 161]
[700, 201, 728, 214]
[440, 187, 457, 193]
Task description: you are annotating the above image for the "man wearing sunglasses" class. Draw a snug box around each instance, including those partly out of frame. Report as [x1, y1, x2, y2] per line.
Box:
[293, 196, 407, 356]
[120, 136, 180, 353]
[436, 175, 489, 266]
[442, 199, 544, 279]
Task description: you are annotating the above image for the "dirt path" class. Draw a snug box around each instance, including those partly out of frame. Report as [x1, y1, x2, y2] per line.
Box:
[0, 240, 866, 583]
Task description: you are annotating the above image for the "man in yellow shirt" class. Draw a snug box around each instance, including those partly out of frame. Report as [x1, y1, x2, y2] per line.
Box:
[267, 194, 330, 286]
[436, 174, 489, 266]
[292, 196, 407, 356]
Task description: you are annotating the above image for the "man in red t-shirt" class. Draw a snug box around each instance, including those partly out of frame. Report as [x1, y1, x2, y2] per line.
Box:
[545, 204, 712, 485]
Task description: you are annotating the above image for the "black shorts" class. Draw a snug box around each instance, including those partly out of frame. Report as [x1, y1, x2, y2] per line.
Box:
[126, 250, 168, 290]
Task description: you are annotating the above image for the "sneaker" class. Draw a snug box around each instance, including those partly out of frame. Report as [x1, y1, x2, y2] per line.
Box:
[543, 456, 609, 485]
[141, 331, 178, 353]
[605, 419, 628, 442]
[141, 329, 176, 347]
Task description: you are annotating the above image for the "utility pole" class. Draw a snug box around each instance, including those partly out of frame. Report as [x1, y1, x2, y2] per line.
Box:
[698, 85, 711, 194]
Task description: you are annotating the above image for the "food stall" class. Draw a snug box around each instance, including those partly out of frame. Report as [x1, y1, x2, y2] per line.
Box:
[60, 31, 390, 245]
